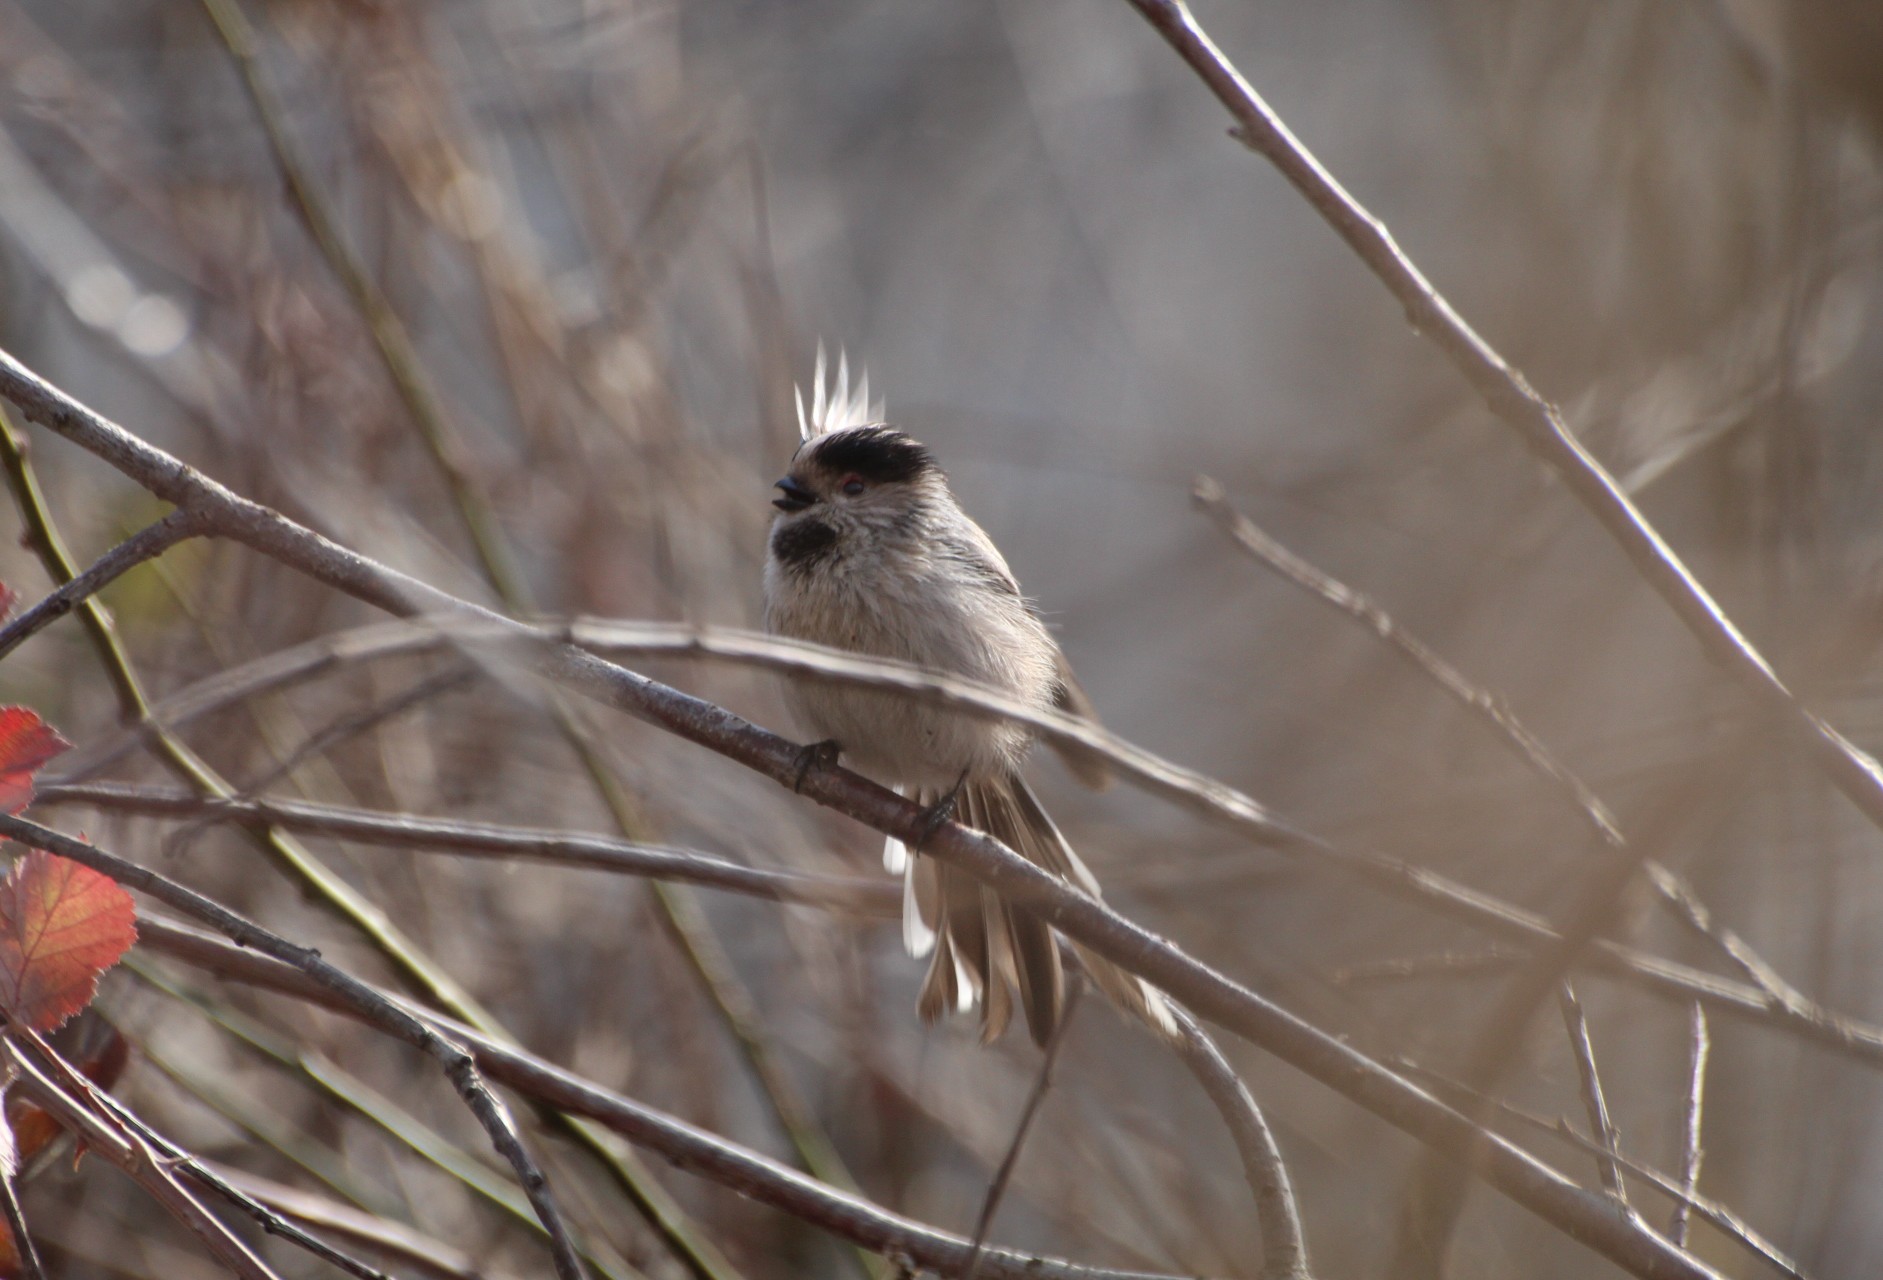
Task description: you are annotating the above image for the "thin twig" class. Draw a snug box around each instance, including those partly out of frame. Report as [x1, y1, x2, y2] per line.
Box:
[0, 1078, 46, 1280]
[1643, 864, 1809, 1012]
[22, 1022, 399, 1280]
[135, 915, 1192, 1280]
[0, 507, 202, 663]
[39, 782, 897, 913]
[0, 349, 1723, 1280]
[127, 958, 642, 1280]
[1671, 1003, 1710, 1248]
[0, 1035, 279, 1279]
[1393, 1056, 1805, 1280]
[1194, 478, 1807, 1007]
[0, 814, 588, 1280]
[963, 984, 1084, 1280]
[160, 665, 474, 860]
[0, 404, 723, 1280]
[1124, 0, 1883, 837]
[49, 617, 1883, 1077]
[1193, 476, 1618, 840]
[1170, 1007, 1311, 1280]
[1557, 982, 1627, 1202]
[204, 1165, 484, 1280]
[70, 1081, 396, 1280]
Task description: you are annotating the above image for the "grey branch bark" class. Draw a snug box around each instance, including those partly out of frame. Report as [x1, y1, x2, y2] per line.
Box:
[137, 913, 1192, 1280]
[0, 813, 588, 1280]
[0, 349, 1718, 1279]
[1122, 0, 1883, 837]
[1171, 1008, 1311, 1280]
[0, 507, 202, 663]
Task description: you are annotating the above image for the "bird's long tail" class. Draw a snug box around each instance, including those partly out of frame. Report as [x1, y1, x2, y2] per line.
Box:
[886, 776, 1175, 1046]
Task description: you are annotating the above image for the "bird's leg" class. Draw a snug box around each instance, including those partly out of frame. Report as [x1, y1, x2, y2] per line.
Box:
[791, 739, 843, 793]
[912, 769, 970, 852]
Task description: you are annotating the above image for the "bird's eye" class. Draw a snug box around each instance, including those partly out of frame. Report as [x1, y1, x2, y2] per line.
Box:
[840, 475, 866, 497]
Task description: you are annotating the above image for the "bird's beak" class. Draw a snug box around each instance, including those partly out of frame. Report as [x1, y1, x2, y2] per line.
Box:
[773, 476, 817, 513]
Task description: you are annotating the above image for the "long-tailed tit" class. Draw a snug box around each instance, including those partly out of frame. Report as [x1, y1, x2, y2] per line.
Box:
[764, 353, 1173, 1045]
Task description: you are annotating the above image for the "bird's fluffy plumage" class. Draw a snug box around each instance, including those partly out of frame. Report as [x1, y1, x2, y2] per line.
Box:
[764, 353, 1173, 1045]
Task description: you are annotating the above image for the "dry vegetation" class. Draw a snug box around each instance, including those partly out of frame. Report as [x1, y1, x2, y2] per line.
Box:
[1, 0, 1882, 1277]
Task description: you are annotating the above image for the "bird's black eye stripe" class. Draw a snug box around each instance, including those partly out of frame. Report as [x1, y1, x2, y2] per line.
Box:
[810, 426, 935, 485]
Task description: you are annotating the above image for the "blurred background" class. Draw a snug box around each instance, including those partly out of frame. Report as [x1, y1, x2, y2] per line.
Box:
[2, 0, 1882, 1275]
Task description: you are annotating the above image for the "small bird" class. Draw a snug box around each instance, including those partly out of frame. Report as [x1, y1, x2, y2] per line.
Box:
[763, 352, 1174, 1046]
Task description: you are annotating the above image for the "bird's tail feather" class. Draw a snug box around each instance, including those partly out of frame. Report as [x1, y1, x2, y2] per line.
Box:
[904, 776, 1176, 1046]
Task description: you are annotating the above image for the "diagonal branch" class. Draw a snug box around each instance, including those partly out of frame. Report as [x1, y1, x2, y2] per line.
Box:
[47, 619, 1883, 1077]
[0, 815, 588, 1280]
[1194, 477, 1808, 1006]
[137, 914, 1186, 1280]
[0, 349, 1718, 1279]
[0, 507, 204, 664]
[1121, 0, 1883, 835]
[0, 1034, 279, 1279]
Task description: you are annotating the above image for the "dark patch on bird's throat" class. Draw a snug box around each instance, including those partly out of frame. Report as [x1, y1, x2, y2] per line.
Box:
[809, 426, 936, 485]
[771, 517, 840, 574]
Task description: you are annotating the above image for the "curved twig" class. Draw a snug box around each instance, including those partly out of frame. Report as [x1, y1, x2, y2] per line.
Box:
[1170, 1008, 1311, 1280]
[0, 348, 1719, 1279]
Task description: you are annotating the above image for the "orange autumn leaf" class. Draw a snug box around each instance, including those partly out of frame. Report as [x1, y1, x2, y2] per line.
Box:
[0, 708, 70, 816]
[0, 851, 137, 1032]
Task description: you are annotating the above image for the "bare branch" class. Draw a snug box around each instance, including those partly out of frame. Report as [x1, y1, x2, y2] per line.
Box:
[38, 782, 897, 914]
[0, 1076, 46, 1280]
[1122, 0, 1883, 836]
[1557, 983, 1627, 1202]
[202, 1165, 481, 1280]
[69, 1081, 400, 1280]
[1193, 476, 1618, 841]
[0, 815, 588, 1280]
[1394, 1056, 1805, 1280]
[136, 913, 1192, 1280]
[1170, 1007, 1311, 1280]
[964, 985, 1083, 1280]
[1193, 478, 1811, 1010]
[1671, 1003, 1710, 1249]
[0, 1035, 279, 1280]
[0, 507, 203, 663]
[0, 350, 1720, 1279]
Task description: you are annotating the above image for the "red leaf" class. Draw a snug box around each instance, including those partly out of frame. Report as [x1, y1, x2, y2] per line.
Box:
[0, 709, 69, 816]
[0, 851, 137, 1031]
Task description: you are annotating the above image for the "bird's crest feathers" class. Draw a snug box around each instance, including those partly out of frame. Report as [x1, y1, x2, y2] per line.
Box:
[797, 344, 884, 442]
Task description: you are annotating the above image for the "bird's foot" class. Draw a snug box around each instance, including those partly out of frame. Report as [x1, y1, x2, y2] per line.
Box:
[912, 770, 970, 852]
[791, 739, 843, 793]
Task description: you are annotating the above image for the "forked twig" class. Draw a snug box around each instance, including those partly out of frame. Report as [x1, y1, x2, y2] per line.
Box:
[0, 349, 1720, 1279]
[0, 816, 588, 1280]
[1557, 983, 1626, 1201]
